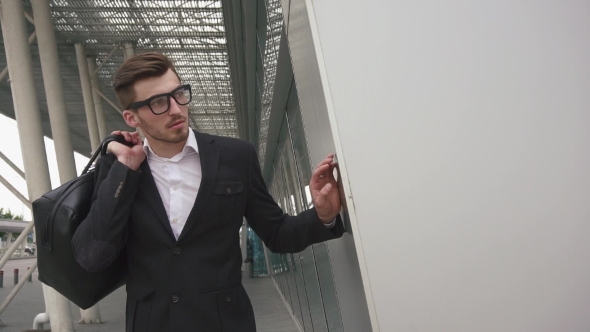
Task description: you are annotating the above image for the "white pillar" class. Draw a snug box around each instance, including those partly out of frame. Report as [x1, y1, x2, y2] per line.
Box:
[123, 42, 135, 60]
[0, 0, 74, 331]
[31, 3, 104, 324]
[74, 43, 100, 151]
[122, 42, 144, 138]
[5, 232, 13, 248]
[31, 1, 76, 185]
[86, 57, 107, 141]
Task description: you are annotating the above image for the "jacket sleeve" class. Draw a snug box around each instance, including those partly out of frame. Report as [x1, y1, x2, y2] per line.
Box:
[244, 144, 345, 254]
[71, 154, 142, 272]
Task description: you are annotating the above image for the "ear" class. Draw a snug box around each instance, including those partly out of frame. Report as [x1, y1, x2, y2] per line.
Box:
[123, 110, 140, 128]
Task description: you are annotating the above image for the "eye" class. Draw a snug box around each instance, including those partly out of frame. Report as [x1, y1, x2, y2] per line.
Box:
[174, 89, 187, 98]
[150, 97, 167, 107]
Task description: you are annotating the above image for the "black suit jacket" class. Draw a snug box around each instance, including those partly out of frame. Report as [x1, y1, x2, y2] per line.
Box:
[72, 130, 345, 332]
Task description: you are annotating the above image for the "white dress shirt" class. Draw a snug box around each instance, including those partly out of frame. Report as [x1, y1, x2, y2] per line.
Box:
[143, 130, 201, 240]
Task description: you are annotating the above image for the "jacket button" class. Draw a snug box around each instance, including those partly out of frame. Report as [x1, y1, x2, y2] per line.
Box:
[226, 188, 232, 194]
[171, 294, 179, 303]
[226, 296, 231, 302]
[173, 247, 181, 255]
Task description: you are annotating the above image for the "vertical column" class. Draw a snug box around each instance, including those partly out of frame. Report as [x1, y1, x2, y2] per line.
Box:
[31, 0, 76, 183]
[74, 43, 100, 151]
[86, 57, 107, 140]
[0, 0, 75, 331]
[122, 42, 144, 137]
[5, 233, 13, 249]
[123, 42, 135, 60]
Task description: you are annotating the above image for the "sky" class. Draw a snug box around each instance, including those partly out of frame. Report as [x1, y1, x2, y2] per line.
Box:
[0, 114, 90, 221]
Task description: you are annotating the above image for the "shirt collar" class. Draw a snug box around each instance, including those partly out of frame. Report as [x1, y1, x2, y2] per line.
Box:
[143, 129, 199, 161]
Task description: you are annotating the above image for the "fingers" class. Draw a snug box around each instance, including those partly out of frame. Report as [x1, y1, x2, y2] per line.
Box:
[315, 153, 335, 169]
[111, 130, 141, 145]
[106, 141, 122, 154]
[311, 163, 331, 184]
[314, 183, 333, 208]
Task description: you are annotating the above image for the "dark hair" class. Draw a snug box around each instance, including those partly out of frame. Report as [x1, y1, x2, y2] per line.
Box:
[113, 52, 181, 109]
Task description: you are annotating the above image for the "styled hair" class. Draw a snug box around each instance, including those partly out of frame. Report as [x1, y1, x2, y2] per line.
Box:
[113, 52, 181, 109]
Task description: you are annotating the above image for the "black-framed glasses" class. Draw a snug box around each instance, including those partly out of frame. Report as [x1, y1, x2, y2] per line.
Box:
[127, 84, 192, 115]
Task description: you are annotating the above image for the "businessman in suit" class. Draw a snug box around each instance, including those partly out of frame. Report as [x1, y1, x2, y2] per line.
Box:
[72, 52, 345, 332]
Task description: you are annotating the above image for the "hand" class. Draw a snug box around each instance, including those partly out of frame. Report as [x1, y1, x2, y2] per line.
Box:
[310, 154, 341, 223]
[107, 131, 146, 171]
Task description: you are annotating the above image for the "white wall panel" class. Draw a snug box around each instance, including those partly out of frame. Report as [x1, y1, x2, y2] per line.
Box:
[285, 0, 375, 331]
[310, 0, 590, 331]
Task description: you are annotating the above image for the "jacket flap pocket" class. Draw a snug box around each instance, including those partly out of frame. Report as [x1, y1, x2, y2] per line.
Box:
[213, 180, 243, 196]
[126, 283, 155, 300]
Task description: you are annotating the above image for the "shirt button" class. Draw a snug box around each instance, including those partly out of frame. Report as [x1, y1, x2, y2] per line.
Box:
[226, 296, 231, 302]
[226, 188, 232, 194]
[172, 218, 178, 223]
[173, 247, 181, 255]
[171, 294, 179, 303]
[173, 185, 178, 190]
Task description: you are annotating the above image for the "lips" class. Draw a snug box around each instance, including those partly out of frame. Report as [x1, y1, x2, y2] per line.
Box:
[169, 118, 185, 129]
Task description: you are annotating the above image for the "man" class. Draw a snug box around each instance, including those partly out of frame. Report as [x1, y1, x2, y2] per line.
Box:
[72, 52, 345, 332]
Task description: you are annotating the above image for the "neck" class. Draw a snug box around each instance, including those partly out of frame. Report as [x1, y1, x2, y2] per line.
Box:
[145, 137, 187, 158]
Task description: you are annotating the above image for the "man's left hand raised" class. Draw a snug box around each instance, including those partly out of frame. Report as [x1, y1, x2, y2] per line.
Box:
[310, 154, 342, 224]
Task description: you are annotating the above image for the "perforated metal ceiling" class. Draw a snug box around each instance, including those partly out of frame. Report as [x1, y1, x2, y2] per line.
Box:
[0, 0, 237, 156]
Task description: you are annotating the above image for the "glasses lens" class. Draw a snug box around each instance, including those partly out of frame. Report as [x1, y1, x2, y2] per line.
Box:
[150, 96, 169, 114]
[173, 87, 191, 105]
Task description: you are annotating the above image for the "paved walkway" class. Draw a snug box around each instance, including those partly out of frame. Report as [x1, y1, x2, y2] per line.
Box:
[0, 258, 299, 332]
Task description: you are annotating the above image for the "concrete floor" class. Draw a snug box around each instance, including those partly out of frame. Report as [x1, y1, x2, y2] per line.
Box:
[0, 258, 299, 332]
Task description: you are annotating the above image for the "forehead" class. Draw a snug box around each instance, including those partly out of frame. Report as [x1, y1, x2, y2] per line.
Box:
[132, 69, 181, 101]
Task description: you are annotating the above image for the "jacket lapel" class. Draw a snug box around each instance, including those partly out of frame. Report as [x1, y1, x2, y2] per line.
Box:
[177, 130, 219, 242]
[138, 161, 176, 241]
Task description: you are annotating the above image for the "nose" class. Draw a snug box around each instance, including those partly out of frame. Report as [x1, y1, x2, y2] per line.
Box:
[168, 97, 182, 115]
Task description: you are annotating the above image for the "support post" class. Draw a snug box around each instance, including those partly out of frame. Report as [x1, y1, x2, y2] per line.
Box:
[5, 233, 12, 249]
[75, 43, 100, 151]
[0, 0, 74, 330]
[123, 42, 135, 59]
[91, 85, 122, 114]
[0, 30, 36, 83]
[34, 2, 103, 325]
[122, 42, 144, 137]
[31, 0, 76, 184]
[0, 151, 25, 179]
[0, 174, 30, 208]
[0, 222, 33, 271]
[87, 57, 108, 140]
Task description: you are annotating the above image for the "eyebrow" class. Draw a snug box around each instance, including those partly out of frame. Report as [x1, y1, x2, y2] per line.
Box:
[142, 84, 184, 101]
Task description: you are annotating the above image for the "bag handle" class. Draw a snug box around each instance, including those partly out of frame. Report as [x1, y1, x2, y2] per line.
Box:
[81, 134, 135, 174]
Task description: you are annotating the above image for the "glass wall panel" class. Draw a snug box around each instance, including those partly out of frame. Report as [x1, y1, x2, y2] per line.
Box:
[287, 84, 344, 332]
[279, 127, 315, 331]
[260, 79, 344, 331]
[247, 226, 268, 276]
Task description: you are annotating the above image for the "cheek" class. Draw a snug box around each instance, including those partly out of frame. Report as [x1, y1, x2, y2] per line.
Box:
[138, 114, 159, 128]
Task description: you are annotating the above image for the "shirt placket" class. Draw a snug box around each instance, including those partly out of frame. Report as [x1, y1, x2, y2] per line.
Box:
[168, 161, 183, 239]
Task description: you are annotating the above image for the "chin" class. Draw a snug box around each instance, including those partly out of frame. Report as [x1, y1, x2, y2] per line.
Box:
[172, 126, 189, 141]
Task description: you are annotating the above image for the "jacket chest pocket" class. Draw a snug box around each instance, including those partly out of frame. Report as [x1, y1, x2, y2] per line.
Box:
[212, 181, 244, 222]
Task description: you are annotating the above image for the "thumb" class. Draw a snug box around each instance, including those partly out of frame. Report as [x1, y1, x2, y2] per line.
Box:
[315, 183, 332, 207]
[320, 183, 333, 196]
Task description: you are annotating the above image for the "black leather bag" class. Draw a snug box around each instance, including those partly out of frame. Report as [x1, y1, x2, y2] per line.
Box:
[33, 134, 132, 309]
